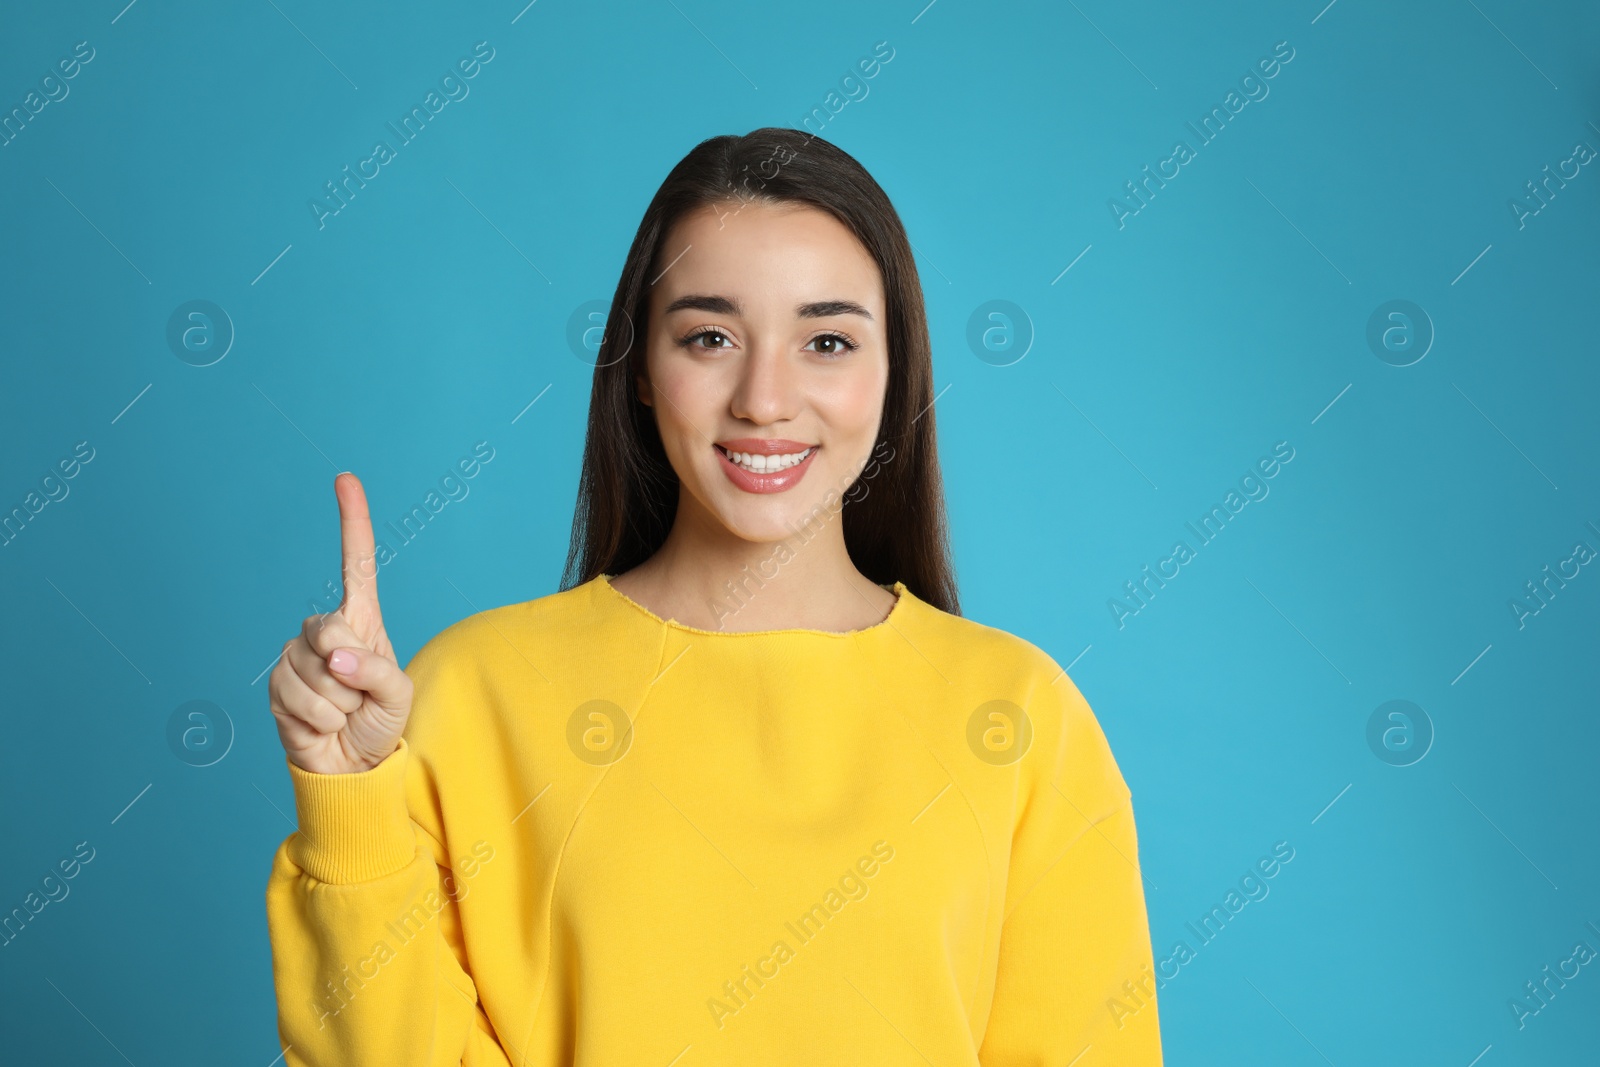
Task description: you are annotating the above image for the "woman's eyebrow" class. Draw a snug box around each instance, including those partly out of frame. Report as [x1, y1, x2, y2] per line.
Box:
[662, 294, 874, 321]
[799, 299, 874, 321]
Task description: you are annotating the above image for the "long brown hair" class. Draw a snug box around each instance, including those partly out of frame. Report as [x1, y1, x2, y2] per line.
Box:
[559, 127, 959, 616]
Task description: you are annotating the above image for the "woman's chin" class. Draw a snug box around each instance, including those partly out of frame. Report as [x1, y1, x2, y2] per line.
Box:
[722, 514, 806, 546]
[705, 500, 827, 547]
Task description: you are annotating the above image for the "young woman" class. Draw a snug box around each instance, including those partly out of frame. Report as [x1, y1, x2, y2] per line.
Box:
[265, 128, 1164, 1065]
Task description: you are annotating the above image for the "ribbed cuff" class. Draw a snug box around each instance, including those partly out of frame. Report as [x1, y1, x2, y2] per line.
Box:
[285, 738, 416, 884]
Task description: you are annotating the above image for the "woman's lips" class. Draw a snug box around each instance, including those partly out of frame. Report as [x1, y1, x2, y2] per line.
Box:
[713, 442, 818, 494]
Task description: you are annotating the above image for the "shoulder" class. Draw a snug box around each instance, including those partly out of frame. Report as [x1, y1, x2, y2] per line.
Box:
[396, 581, 610, 759]
[908, 594, 1129, 810]
[402, 579, 600, 675]
[902, 590, 1076, 696]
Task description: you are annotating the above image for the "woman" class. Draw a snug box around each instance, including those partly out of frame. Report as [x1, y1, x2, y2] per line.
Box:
[266, 127, 1163, 1065]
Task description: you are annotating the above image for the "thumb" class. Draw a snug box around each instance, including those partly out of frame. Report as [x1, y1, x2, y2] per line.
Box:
[327, 646, 413, 713]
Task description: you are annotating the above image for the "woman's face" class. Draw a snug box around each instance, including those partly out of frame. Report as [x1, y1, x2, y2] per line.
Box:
[638, 199, 890, 544]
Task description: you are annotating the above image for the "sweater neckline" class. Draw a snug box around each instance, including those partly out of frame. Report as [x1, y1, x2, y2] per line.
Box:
[595, 573, 912, 638]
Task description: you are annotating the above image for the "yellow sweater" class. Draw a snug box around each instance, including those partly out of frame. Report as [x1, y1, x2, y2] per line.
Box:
[266, 574, 1163, 1065]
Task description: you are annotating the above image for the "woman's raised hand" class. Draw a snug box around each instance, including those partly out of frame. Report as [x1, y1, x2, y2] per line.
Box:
[269, 473, 415, 775]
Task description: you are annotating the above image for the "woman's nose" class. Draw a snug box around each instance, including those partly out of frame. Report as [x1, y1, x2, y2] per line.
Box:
[729, 343, 799, 425]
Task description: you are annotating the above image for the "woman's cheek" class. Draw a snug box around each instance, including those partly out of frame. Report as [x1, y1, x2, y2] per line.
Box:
[819, 370, 887, 446]
[655, 375, 713, 474]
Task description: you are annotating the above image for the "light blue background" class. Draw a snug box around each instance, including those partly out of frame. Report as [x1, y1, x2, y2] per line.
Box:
[2, 0, 1597, 1063]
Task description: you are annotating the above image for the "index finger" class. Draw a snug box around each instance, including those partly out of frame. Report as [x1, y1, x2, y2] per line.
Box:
[335, 472, 381, 612]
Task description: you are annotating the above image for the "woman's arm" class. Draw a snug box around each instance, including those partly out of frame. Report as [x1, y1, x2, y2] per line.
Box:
[264, 473, 508, 1064]
[265, 737, 509, 1066]
[978, 670, 1163, 1065]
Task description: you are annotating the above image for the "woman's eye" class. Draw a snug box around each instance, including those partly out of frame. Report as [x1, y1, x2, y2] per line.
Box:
[806, 333, 859, 356]
[679, 330, 858, 355]
[684, 330, 731, 350]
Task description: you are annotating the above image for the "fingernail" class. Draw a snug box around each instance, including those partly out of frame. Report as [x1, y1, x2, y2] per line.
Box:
[329, 649, 357, 675]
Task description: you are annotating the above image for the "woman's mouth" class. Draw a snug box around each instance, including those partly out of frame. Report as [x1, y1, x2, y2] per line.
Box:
[713, 440, 819, 494]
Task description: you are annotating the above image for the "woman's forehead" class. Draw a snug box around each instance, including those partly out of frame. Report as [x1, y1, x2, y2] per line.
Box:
[652, 203, 884, 317]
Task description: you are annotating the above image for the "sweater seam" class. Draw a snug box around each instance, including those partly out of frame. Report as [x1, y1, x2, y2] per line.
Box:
[1001, 792, 1133, 927]
[857, 633, 998, 1030]
[515, 598, 671, 1065]
[597, 572, 911, 638]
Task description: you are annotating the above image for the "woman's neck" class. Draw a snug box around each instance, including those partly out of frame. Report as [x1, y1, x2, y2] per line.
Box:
[607, 497, 896, 634]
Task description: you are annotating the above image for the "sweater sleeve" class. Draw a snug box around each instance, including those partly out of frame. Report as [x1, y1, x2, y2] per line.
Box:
[978, 669, 1163, 1065]
[264, 732, 510, 1064]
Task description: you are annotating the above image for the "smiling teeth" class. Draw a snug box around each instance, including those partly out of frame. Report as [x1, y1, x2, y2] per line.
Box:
[724, 447, 813, 473]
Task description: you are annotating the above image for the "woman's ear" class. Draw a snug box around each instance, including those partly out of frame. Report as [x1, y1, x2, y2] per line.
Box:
[635, 371, 653, 407]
